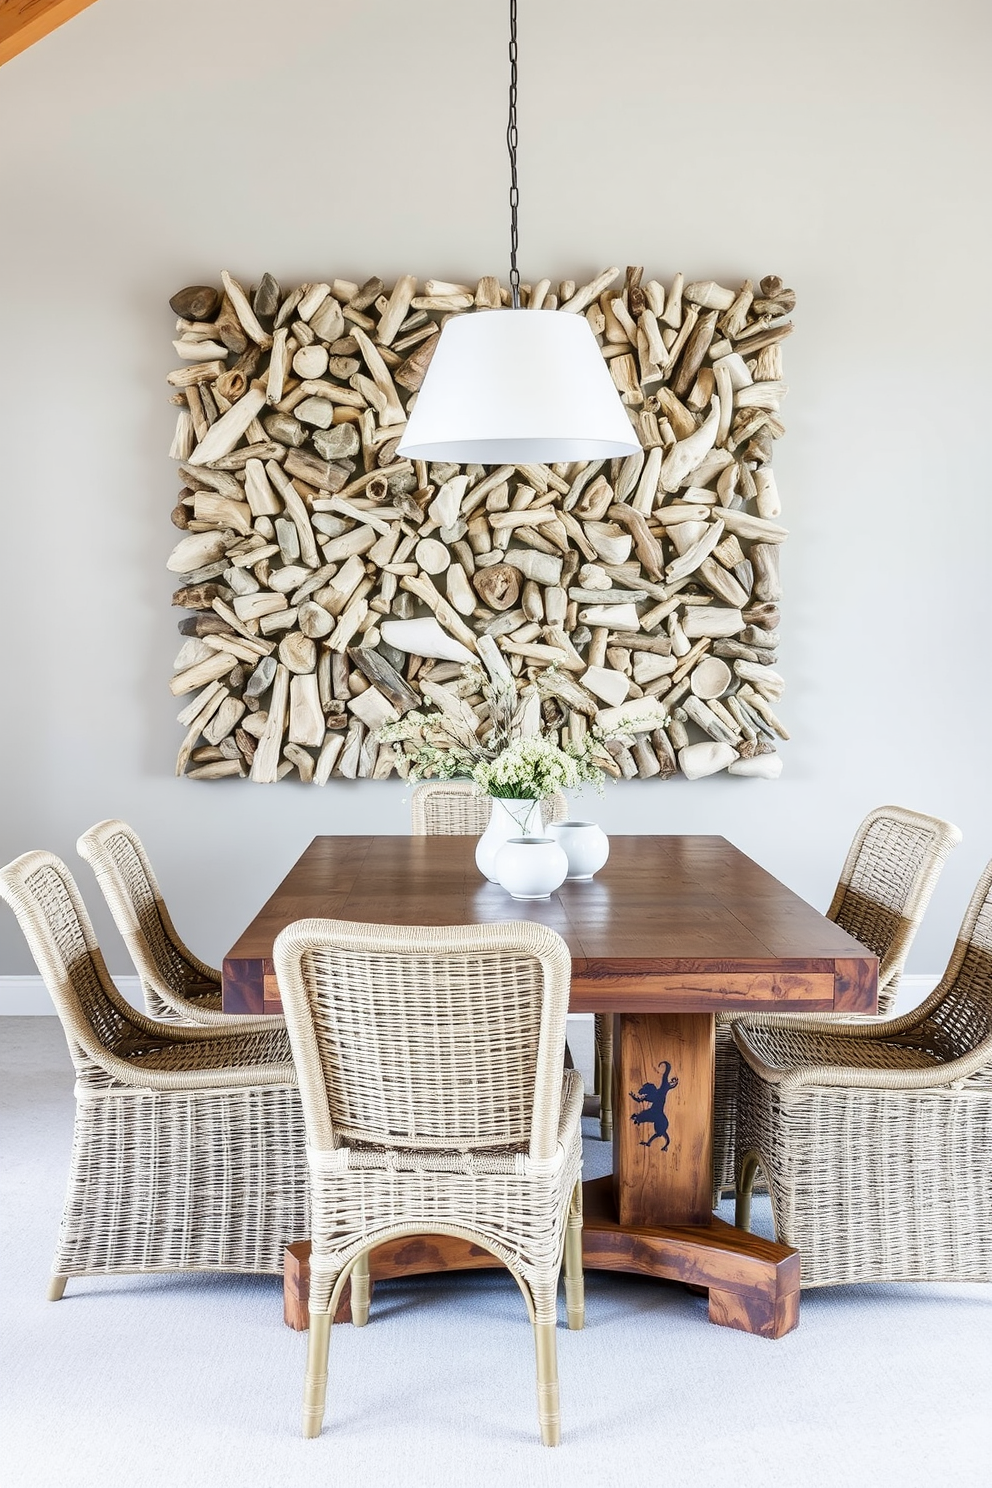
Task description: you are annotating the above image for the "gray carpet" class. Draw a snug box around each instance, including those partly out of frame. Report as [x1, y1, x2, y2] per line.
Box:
[1, 1017, 989, 1488]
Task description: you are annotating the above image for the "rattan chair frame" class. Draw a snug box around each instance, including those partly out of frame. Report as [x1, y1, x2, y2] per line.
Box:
[733, 857, 992, 1288]
[77, 818, 277, 1029]
[0, 851, 308, 1296]
[712, 805, 961, 1202]
[274, 917, 584, 1446]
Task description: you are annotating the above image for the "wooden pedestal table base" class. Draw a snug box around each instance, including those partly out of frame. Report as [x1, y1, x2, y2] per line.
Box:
[284, 1012, 799, 1339]
[586, 1008, 799, 1337]
[580, 1178, 799, 1338]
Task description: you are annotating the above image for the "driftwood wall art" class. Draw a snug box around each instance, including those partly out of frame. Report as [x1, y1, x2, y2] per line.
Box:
[165, 268, 792, 783]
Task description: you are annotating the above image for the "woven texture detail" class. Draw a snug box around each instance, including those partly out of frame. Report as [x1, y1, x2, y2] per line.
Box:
[826, 807, 963, 1010]
[302, 944, 543, 1149]
[55, 1084, 307, 1276]
[0, 850, 308, 1284]
[274, 918, 583, 1322]
[711, 805, 961, 1201]
[733, 858, 992, 1287]
[76, 820, 243, 1027]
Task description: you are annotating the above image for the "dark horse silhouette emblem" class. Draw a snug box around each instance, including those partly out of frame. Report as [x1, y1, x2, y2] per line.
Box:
[629, 1061, 679, 1149]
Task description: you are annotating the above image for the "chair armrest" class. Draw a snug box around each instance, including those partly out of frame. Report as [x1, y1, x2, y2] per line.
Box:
[526, 1069, 584, 1173]
[719, 1009, 897, 1039]
[733, 1025, 992, 1094]
[556, 1068, 585, 1149]
[198, 1012, 287, 1033]
[80, 1052, 299, 1094]
[75, 1020, 296, 1094]
[778, 1058, 991, 1093]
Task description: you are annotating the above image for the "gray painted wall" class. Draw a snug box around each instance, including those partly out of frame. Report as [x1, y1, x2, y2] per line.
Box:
[1, 0, 989, 976]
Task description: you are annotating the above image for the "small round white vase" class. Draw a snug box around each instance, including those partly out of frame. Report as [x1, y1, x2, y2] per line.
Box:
[475, 798, 541, 883]
[493, 837, 569, 901]
[546, 821, 610, 880]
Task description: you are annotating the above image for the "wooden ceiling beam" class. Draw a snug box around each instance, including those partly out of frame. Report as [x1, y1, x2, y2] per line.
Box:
[0, 0, 100, 67]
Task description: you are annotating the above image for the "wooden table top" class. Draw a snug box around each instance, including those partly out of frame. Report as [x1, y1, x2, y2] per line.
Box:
[223, 835, 878, 1017]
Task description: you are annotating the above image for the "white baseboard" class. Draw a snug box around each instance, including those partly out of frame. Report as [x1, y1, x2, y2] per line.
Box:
[0, 979, 940, 1016]
[890, 973, 940, 1015]
[0, 975, 142, 1014]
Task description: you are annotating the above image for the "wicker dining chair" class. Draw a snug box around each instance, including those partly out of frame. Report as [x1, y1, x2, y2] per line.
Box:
[274, 917, 584, 1446]
[77, 818, 275, 1029]
[711, 805, 961, 1203]
[733, 857, 992, 1288]
[408, 782, 618, 1141]
[0, 851, 308, 1297]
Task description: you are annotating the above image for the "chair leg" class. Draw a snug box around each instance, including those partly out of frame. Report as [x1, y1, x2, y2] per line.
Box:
[563, 1183, 584, 1331]
[47, 1275, 67, 1302]
[350, 1250, 370, 1327]
[735, 1152, 761, 1232]
[302, 1311, 332, 1439]
[533, 1321, 561, 1447]
[595, 1013, 613, 1141]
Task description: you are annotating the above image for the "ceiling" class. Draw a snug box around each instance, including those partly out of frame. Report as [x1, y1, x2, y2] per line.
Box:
[0, 0, 99, 67]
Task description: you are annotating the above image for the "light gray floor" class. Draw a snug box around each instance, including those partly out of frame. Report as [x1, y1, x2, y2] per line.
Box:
[2, 1017, 989, 1488]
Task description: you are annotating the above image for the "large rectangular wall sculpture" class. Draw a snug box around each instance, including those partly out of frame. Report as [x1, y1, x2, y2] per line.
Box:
[166, 268, 791, 783]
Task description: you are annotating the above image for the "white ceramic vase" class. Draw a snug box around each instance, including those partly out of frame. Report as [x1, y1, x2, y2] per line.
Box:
[493, 837, 569, 901]
[546, 820, 610, 880]
[475, 798, 542, 883]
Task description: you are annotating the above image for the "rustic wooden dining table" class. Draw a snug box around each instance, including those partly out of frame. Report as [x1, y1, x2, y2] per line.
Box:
[223, 834, 877, 1339]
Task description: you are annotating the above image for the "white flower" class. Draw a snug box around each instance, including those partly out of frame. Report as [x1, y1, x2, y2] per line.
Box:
[472, 735, 602, 800]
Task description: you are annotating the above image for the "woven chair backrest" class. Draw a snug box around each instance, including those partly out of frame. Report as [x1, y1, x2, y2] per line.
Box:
[411, 782, 491, 835]
[827, 806, 961, 1010]
[410, 782, 568, 836]
[274, 918, 572, 1161]
[916, 859, 992, 1069]
[0, 851, 148, 1084]
[77, 820, 216, 1001]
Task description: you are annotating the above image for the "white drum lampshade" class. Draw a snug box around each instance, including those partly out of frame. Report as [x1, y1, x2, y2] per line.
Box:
[396, 308, 641, 463]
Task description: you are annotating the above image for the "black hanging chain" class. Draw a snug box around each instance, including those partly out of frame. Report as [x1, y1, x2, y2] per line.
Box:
[507, 0, 520, 309]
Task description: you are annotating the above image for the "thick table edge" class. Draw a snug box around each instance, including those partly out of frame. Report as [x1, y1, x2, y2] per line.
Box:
[831, 957, 879, 1012]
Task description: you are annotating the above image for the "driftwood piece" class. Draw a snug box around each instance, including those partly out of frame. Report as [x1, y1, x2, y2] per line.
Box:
[348, 647, 420, 712]
[187, 385, 267, 466]
[250, 665, 289, 782]
[221, 270, 273, 349]
[750, 543, 782, 602]
[314, 733, 345, 785]
[679, 741, 738, 779]
[170, 286, 220, 321]
[659, 399, 721, 493]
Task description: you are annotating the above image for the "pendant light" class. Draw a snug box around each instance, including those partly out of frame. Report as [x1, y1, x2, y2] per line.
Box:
[397, 0, 640, 464]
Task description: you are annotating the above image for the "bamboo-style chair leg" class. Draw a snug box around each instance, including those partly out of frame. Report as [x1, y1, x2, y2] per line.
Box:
[595, 1014, 613, 1141]
[47, 1275, 67, 1302]
[735, 1152, 761, 1231]
[563, 1183, 585, 1331]
[350, 1250, 371, 1327]
[533, 1321, 561, 1447]
[302, 1311, 332, 1439]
